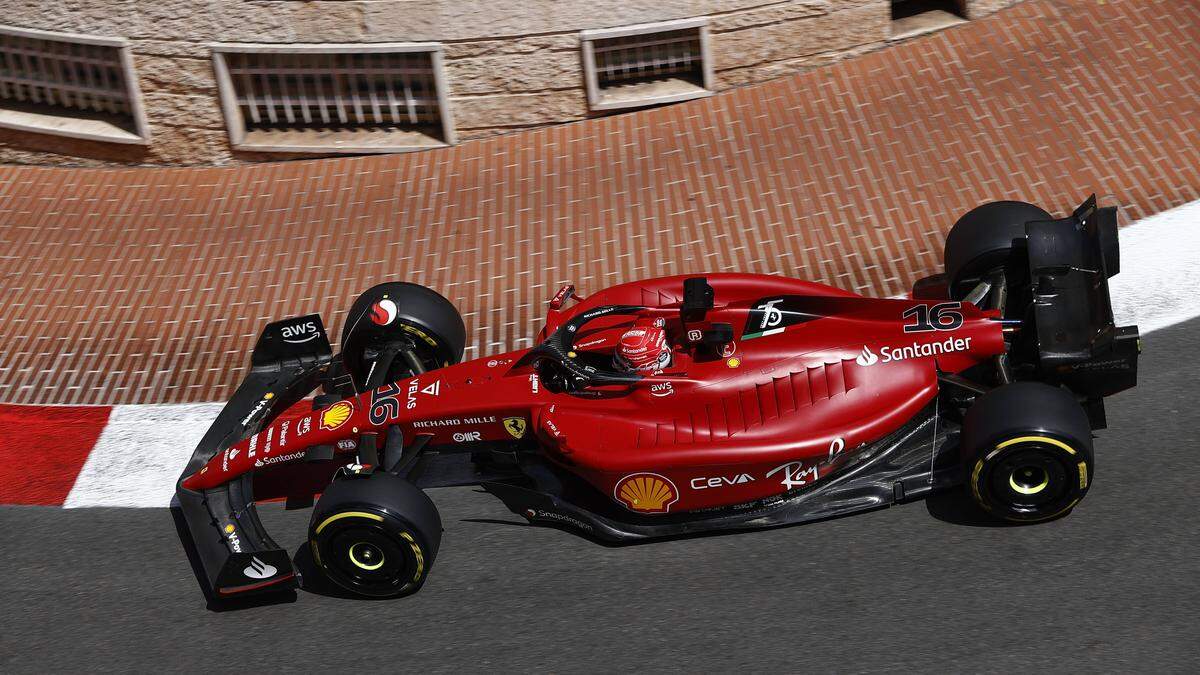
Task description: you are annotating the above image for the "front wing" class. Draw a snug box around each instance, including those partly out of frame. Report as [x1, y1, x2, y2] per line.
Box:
[173, 315, 332, 600]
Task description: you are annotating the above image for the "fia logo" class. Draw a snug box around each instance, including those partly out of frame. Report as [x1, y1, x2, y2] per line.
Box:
[281, 320, 319, 344]
[758, 299, 785, 329]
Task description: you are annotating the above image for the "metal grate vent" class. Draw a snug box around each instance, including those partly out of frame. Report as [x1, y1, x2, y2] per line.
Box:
[214, 45, 454, 153]
[581, 19, 713, 112]
[0, 26, 147, 143]
[593, 28, 704, 89]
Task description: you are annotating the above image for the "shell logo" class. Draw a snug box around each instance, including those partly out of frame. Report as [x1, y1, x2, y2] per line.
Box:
[614, 473, 679, 513]
[320, 400, 354, 431]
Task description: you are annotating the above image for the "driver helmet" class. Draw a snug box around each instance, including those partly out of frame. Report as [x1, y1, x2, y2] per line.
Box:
[614, 318, 671, 372]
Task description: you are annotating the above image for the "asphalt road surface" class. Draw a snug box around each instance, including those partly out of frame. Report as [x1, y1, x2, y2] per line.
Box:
[2, 318, 1197, 673]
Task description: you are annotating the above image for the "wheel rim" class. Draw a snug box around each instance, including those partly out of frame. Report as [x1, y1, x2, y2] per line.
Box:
[1008, 465, 1050, 495]
[348, 541, 386, 571]
[312, 511, 424, 597]
[974, 436, 1085, 520]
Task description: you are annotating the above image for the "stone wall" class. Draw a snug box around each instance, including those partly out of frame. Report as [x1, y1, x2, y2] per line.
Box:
[0, 0, 1025, 166]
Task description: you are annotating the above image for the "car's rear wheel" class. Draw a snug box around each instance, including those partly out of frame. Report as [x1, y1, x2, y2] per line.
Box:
[308, 471, 442, 598]
[943, 200, 1051, 299]
[961, 381, 1094, 523]
[341, 282, 466, 391]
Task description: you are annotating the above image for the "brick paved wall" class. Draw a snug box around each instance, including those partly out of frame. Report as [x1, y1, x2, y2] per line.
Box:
[0, 0, 1022, 167]
[0, 0, 1194, 405]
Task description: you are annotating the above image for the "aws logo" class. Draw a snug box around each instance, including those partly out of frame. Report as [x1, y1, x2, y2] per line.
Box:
[281, 320, 320, 344]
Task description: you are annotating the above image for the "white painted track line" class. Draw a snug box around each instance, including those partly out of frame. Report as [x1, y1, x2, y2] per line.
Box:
[63, 404, 224, 508]
[1107, 200, 1200, 335]
[58, 200, 1200, 508]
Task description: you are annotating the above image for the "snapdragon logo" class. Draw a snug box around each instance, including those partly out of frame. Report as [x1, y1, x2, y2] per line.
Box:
[857, 337, 973, 366]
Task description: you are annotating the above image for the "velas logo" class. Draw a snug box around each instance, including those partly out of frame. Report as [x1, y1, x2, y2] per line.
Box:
[370, 299, 398, 326]
[614, 473, 679, 513]
[243, 556, 277, 580]
[856, 345, 879, 366]
[320, 400, 354, 431]
[857, 337, 973, 366]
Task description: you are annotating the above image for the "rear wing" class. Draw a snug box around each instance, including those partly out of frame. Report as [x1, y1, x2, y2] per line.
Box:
[173, 314, 332, 600]
[1026, 196, 1139, 416]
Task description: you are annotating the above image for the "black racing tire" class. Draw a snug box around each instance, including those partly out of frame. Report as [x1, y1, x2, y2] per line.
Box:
[943, 200, 1051, 298]
[341, 282, 466, 390]
[308, 471, 443, 598]
[961, 381, 1094, 523]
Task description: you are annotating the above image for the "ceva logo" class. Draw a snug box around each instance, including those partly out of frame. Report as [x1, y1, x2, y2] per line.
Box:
[855, 345, 879, 366]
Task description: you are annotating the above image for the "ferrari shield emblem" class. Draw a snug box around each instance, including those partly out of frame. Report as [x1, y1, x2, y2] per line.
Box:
[503, 417, 527, 439]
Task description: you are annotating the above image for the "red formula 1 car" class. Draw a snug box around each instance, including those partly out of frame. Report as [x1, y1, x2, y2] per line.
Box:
[175, 196, 1139, 600]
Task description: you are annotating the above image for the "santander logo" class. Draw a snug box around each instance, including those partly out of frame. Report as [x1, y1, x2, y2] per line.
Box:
[855, 345, 879, 366]
[855, 337, 973, 367]
[243, 556, 277, 580]
[370, 299, 398, 326]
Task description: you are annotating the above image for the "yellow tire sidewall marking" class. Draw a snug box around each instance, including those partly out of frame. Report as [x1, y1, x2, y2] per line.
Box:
[315, 510, 384, 535]
[994, 435, 1076, 455]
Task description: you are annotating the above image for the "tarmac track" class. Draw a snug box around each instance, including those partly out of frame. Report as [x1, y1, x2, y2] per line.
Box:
[1, 317, 1198, 672]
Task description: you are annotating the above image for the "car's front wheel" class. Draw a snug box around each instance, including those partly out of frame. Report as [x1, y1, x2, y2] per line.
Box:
[308, 471, 442, 598]
[340, 281, 466, 391]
